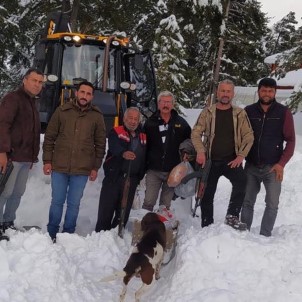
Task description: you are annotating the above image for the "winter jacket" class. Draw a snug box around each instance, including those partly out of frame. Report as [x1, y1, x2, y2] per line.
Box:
[191, 104, 254, 159]
[103, 125, 147, 181]
[42, 100, 106, 175]
[245, 100, 295, 167]
[0, 87, 40, 162]
[144, 109, 191, 172]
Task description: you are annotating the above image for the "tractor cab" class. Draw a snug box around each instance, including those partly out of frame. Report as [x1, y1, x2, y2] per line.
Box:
[34, 12, 157, 133]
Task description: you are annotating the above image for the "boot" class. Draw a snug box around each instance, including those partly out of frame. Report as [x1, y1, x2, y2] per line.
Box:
[0, 227, 9, 241]
[3, 221, 17, 231]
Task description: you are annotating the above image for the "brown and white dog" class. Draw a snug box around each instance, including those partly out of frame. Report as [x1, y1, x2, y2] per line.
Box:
[101, 212, 166, 302]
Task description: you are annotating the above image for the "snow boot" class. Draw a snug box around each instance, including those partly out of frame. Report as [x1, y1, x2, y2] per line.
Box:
[0, 227, 9, 241]
[225, 214, 247, 231]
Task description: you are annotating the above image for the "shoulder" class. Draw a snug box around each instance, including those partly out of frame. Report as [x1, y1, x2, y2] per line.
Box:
[91, 105, 103, 116]
[1, 88, 23, 104]
[232, 105, 247, 116]
[60, 102, 74, 111]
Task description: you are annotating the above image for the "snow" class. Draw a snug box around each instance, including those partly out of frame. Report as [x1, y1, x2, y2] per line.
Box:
[1, 108, 302, 302]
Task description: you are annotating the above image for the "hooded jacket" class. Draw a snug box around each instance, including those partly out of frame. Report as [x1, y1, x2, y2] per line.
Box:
[0, 87, 40, 162]
[42, 100, 106, 175]
[191, 104, 254, 159]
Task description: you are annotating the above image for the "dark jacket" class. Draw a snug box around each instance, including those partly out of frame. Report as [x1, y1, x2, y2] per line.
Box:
[43, 100, 106, 175]
[0, 87, 40, 162]
[144, 109, 191, 172]
[103, 125, 147, 181]
[245, 100, 295, 167]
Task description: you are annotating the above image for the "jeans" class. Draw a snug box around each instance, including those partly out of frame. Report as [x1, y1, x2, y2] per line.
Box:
[47, 171, 88, 239]
[241, 163, 281, 237]
[0, 161, 31, 223]
[142, 170, 174, 211]
[201, 160, 247, 227]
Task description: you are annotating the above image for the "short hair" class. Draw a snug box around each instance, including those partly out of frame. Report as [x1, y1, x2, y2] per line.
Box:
[23, 68, 44, 79]
[157, 90, 175, 103]
[258, 78, 277, 90]
[124, 107, 141, 120]
[77, 81, 95, 93]
[218, 79, 235, 87]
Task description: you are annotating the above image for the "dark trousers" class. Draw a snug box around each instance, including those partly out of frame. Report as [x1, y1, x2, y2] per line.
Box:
[95, 175, 139, 232]
[201, 160, 247, 227]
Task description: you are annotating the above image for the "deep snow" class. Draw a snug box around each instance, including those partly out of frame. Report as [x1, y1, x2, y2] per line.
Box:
[0, 108, 302, 302]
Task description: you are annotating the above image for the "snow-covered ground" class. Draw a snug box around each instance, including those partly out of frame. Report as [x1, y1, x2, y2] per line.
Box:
[0, 108, 302, 302]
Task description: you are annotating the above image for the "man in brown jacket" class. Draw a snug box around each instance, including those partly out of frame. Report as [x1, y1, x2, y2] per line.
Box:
[191, 79, 254, 230]
[43, 81, 106, 242]
[0, 68, 43, 239]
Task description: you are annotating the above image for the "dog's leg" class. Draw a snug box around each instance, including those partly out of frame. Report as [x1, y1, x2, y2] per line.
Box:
[155, 255, 163, 280]
[120, 284, 127, 302]
[135, 282, 153, 302]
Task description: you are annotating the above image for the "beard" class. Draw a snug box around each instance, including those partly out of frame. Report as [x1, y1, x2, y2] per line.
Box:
[260, 98, 275, 106]
[219, 97, 231, 105]
[77, 97, 89, 107]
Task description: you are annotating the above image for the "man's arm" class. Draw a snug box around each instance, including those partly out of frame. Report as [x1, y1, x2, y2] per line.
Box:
[93, 114, 107, 171]
[191, 109, 208, 154]
[278, 109, 295, 167]
[0, 94, 19, 171]
[42, 108, 61, 164]
[238, 110, 254, 158]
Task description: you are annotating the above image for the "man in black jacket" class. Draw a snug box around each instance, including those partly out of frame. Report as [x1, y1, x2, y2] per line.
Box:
[241, 78, 295, 236]
[95, 107, 146, 231]
[142, 91, 191, 211]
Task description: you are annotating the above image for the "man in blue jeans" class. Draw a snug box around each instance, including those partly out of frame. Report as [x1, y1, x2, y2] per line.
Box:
[241, 78, 295, 236]
[43, 81, 106, 242]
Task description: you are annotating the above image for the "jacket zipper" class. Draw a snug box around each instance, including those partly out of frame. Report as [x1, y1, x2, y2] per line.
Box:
[257, 113, 265, 163]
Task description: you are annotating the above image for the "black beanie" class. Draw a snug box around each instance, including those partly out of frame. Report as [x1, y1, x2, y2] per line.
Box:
[258, 78, 277, 90]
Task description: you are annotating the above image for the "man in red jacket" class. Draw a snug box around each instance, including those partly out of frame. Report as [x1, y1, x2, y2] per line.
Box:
[0, 68, 43, 238]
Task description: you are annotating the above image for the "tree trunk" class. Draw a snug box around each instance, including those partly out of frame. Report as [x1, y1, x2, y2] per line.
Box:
[70, 0, 80, 32]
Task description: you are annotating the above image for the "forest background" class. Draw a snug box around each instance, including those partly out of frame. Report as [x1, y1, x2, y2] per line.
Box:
[0, 0, 301, 109]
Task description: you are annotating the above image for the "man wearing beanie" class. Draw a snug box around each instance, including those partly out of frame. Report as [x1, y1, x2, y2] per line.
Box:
[241, 77, 295, 236]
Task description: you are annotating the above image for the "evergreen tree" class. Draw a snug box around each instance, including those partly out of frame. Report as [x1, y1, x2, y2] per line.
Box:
[265, 12, 298, 55]
[152, 0, 190, 107]
[221, 0, 268, 86]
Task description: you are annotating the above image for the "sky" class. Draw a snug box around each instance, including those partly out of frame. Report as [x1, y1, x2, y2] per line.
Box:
[0, 107, 302, 302]
[258, 0, 302, 27]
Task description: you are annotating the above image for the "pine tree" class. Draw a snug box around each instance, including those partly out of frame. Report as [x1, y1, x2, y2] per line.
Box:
[152, 0, 190, 107]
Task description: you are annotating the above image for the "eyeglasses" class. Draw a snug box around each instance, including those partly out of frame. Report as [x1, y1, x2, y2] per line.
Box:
[160, 100, 173, 105]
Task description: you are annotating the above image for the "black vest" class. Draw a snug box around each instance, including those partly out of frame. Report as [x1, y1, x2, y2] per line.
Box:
[245, 100, 286, 165]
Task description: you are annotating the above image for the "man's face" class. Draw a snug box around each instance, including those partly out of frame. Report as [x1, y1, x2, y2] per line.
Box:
[75, 84, 94, 107]
[23, 72, 44, 96]
[123, 109, 140, 131]
[258, 86, 276, 104]
[158, 95, 174, 114]
[216, 83, 234, 105]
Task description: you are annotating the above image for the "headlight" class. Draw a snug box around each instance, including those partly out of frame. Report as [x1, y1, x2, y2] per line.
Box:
[73, 35, 81, 42]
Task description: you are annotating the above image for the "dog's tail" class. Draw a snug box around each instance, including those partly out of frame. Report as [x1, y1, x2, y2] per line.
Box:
[100, 271, 126, 282]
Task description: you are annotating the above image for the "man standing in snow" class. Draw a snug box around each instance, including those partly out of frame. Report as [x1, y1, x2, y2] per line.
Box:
[43, 81, 106, 242]
[95, 107, 146, 231]
[241, 78, 295, 237]
[141, 91, 191, 212]
[0, 68, 43, 239]
[191, 79, 254, 230]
